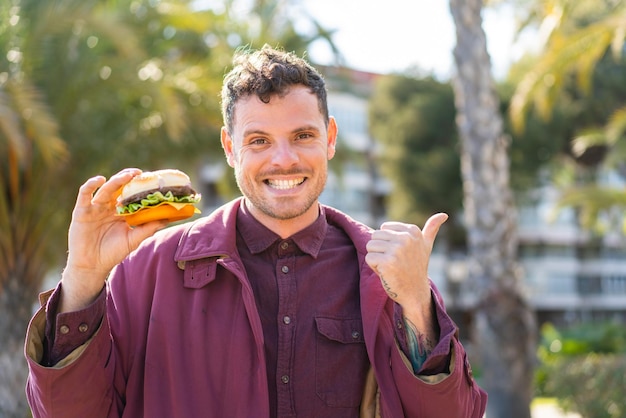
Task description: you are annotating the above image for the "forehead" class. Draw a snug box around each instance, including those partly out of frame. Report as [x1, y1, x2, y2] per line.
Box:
[231, 86, 324, 133]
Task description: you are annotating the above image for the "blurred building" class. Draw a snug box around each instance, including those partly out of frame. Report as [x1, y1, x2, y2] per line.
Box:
[317, 66, 390, 227]
[430, 175, 626, 330]
[516, 175, 626, 326]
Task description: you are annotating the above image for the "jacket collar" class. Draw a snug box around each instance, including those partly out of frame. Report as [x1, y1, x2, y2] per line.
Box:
[174, 198, 243, 264]
[175, 197, 375, 263]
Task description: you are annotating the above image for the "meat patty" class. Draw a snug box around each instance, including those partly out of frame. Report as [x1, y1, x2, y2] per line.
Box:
[120, 185, 197, 206]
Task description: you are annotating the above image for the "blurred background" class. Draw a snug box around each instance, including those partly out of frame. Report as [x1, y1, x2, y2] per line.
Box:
[1, 0, 625, 417]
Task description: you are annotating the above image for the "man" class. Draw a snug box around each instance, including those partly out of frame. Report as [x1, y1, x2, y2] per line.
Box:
[25, 45, 487, 417]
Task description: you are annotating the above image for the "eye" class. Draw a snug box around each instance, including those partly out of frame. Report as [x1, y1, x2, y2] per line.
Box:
[249, 137, 269, 145]
[296, 132, 314, 140]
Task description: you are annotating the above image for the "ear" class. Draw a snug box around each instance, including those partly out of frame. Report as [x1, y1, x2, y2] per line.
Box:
[327, 116, 338, 160]
[221, 127, 235, 168]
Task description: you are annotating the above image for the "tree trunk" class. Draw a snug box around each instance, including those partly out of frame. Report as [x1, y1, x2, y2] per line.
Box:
[448, 0, 537, 417]
[0, 272, 36, 417]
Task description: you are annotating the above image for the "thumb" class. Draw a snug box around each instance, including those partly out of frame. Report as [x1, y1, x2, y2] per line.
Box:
[422, 213, 448, 244]
[128, 220, 168, 249]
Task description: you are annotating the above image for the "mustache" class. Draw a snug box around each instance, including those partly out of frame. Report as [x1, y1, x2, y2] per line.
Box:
[258, 167, 310, 177]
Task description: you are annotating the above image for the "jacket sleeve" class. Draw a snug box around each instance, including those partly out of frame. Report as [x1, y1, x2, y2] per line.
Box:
[390, 336, 487, 417]
[24, 286, 118, 418]
[387, 284, 487, 417]
[37, 284, 106, 366]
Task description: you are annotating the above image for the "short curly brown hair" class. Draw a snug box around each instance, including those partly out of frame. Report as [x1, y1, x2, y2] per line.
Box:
[220, 45, 329, 134]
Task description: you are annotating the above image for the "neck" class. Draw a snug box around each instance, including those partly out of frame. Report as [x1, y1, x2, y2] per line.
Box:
[243, 198, 320, 239]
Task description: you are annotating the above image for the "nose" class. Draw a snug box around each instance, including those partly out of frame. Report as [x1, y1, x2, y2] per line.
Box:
[271, 140, 299, 167]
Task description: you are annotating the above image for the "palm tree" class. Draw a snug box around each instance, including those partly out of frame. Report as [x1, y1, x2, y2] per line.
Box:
[509, 0, 626, 233]
[449, 0, 537, 416]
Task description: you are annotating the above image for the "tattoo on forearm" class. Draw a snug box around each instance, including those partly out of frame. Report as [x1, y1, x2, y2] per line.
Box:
[404, 316, 434, 373]
[379, 274, 398, 298]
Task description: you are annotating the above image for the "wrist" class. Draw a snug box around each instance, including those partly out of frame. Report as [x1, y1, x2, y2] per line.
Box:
[400, 292, 433, 324]
[59, 266, 107, 313]
[401, 296, 437, 338]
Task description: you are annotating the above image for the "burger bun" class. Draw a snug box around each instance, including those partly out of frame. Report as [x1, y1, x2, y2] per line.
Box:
[120, 169, 192, 201]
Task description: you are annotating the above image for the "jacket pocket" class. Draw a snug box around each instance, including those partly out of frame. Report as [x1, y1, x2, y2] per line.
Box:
[314, 316, 369, 408]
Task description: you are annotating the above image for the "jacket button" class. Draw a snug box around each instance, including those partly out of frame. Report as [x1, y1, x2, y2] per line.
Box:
[281, 266, 289, 274]
[283, 316, 291, 325]
[352, 331, 360, 339]
[59, 325, 70, 334]
[78, 323, 89, 333]
[281, 375, 290, 384]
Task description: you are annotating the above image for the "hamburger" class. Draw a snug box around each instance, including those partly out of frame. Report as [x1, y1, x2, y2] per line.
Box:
[116, 169, 201, 227]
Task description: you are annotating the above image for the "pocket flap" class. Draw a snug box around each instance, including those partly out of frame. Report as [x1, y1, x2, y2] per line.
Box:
[315, 317, 364, 344]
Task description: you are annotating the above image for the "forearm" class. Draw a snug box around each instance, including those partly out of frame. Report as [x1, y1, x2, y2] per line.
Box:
[402, 299, 439, 372]
[59, 265, 108, 313]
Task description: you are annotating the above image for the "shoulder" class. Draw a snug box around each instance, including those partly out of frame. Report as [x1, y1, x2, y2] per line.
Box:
[322, 204, 372, 252]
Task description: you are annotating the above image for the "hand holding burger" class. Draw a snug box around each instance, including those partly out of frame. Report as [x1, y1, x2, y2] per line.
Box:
[62, 168, 190, 313]
[59, 168, 202, 313]
[116, 169, 201, 227]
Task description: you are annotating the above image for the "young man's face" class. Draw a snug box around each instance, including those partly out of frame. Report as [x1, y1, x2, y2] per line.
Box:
[221, 86, 337, 233]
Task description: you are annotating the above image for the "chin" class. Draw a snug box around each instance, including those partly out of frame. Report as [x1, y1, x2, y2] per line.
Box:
[254, 196, 317, 221]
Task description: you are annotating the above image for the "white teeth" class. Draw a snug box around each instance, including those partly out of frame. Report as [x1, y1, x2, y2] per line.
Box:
[267, 178, 305, 189]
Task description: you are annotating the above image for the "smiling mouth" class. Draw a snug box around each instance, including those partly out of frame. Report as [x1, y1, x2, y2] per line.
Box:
[265, 178, 306, 190]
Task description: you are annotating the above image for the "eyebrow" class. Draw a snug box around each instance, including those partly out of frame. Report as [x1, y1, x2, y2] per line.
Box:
[296, 125, 322, 134]
[242, 128, 269, 138]
[242, 125, 322, 138]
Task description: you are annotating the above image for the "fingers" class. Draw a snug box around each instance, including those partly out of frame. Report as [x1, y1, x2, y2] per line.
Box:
[366, 223, 416, 270]
[75, 176, 106, 207]
[127, 219, 169, 247]
[73, 169, 143, 220]
[91, 168, 142, 204]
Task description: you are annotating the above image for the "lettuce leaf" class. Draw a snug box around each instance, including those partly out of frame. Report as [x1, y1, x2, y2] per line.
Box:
[116, 191, 201, 214]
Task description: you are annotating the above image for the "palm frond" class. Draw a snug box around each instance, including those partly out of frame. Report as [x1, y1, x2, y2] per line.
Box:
[510, 11, 626, 133]
[28, 0, 142, 61]
[152, 78, 188, 141]
[570, 129, 607, 158]
[157, 2, 219, 33]
[0, 88, 28, 163]
[553, 185, 626, 231]
[610, 16, 626, 57]
[606, 106, 626, 144]
[6, 79, 67, 165]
